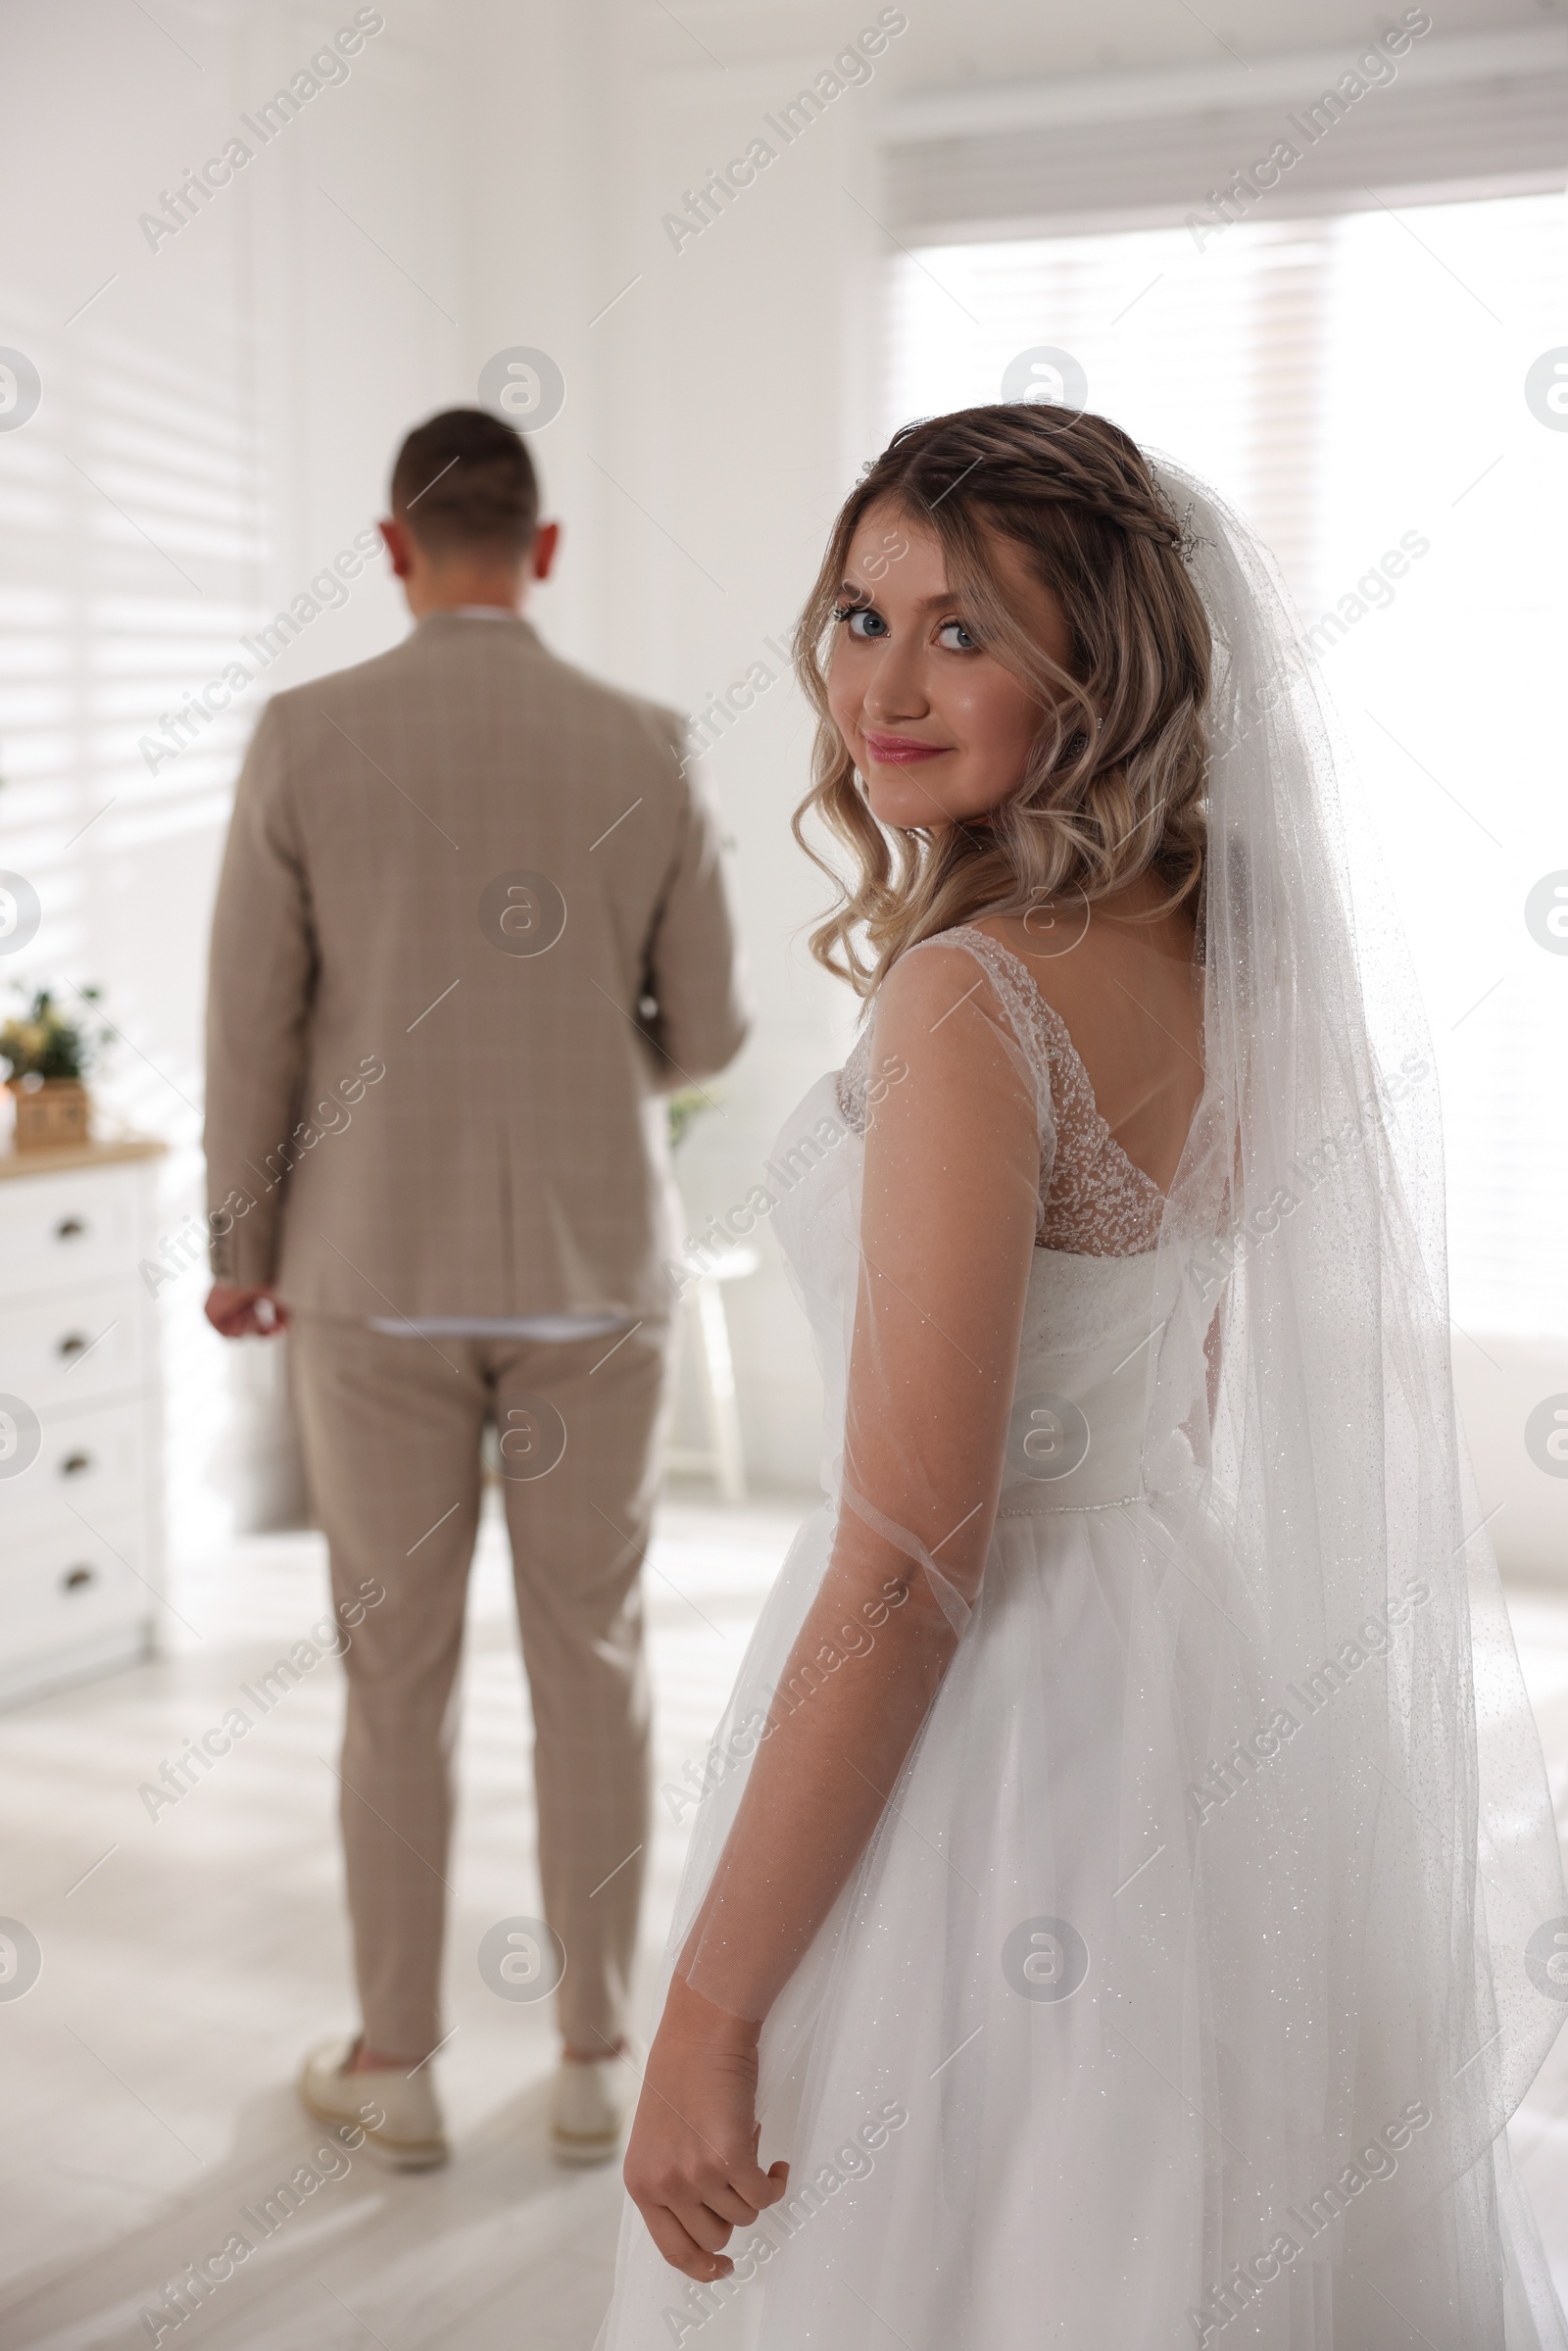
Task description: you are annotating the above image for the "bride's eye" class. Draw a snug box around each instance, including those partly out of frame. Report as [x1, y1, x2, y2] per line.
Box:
[833, 602, 888, 640]
[936, 617, 980, 652]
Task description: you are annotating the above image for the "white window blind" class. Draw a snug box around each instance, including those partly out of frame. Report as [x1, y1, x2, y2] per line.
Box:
[879, 190, 1568, 1339]
[881, 32, 1568, 243]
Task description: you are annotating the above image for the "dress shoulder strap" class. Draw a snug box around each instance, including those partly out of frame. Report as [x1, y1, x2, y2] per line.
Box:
[937, 923, 1064, 1104]
[837, 927, 1060, 1161]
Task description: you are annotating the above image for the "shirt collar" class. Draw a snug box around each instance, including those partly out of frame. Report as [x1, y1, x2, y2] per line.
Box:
[416, 609, 541, 648]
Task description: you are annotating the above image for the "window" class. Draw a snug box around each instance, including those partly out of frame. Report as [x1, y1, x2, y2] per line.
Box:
[881, 191, 1568, 1338]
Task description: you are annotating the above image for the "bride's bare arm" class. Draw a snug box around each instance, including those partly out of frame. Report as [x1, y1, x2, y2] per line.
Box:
[624, 943, 1045, 2277]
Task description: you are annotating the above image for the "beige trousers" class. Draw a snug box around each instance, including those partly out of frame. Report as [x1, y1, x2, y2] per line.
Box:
[289, 1312, 669, 2060]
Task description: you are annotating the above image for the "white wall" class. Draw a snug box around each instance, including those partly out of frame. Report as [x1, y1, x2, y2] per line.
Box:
[0, 0, 466, 1546]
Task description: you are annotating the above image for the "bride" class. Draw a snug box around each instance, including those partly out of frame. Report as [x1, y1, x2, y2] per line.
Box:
[596, 405, 1568, 2348]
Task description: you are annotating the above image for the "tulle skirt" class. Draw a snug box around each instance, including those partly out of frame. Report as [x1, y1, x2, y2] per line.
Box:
[597, 1493, 1565, 2351]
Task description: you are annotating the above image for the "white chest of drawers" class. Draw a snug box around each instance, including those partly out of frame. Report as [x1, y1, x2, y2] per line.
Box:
[0, 1140, 167, 1709]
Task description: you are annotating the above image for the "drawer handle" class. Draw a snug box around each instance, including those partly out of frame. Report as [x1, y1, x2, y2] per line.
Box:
[60, 1451, 93, 1478]
[57, 1334, 89, 1359]
[62, 1565, 96, 1593]
[54, 1217, 88, 1242]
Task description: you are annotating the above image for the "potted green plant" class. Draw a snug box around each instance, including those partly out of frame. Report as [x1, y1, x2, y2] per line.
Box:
[1, 986, 109, 1151]
[667, 1084, 720, 1152]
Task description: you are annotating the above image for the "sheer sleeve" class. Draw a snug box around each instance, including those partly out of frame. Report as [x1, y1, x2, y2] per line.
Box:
[677, 939, 1050, 2022]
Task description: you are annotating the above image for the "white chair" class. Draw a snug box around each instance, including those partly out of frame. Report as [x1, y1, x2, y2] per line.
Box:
[664, 1246, 758, 1503]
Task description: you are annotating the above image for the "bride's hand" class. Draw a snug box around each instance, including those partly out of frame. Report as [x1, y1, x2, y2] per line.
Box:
[623, 1975, 789, 2280]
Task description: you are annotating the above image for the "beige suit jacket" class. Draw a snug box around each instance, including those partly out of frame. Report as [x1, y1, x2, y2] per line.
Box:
[204, 612, 748, 1320]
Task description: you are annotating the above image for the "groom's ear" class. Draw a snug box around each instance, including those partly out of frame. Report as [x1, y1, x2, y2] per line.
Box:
[531, 519, 561, 583]
[379, 516, 414, 579]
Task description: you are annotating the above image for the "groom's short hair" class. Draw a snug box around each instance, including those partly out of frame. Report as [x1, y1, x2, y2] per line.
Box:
[390, 408, 539, 557]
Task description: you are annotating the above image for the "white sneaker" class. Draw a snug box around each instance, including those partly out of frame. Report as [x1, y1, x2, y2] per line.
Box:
[299, 2036, 449, 2171]
[551, 2048, 637, 2166]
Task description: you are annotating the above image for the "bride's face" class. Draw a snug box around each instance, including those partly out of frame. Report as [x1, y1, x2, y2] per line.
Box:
[826, 501, 1074, 830]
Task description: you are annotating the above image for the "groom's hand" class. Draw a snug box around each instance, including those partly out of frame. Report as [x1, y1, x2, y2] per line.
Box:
[204, 1283, 289, 1338]
[623, 1976, 788, 2281]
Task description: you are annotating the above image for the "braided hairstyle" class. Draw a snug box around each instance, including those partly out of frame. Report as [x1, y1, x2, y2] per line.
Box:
[792, 404, 1212, 992]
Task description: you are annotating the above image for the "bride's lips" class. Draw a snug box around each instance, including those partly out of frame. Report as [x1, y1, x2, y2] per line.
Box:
[861, 730, 951, 765]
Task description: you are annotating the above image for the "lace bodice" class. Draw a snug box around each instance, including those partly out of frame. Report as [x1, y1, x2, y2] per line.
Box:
[835, 924, 1166, 1257]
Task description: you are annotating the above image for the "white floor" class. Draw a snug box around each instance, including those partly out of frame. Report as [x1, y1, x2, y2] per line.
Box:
[3, 1499, 1568, 2349]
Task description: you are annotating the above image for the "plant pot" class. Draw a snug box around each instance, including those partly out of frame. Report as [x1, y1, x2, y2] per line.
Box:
[9, 1076, 90, 1151]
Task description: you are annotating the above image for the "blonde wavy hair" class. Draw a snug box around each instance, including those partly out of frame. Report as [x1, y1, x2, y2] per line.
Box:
[792, 405, 1213, 993]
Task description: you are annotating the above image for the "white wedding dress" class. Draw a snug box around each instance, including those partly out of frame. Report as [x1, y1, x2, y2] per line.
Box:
[599, 924, 1565, 2349]
[598, 463, 1568, 2350]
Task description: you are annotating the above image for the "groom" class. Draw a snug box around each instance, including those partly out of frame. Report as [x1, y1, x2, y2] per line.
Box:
[202, 407, 748, 2167]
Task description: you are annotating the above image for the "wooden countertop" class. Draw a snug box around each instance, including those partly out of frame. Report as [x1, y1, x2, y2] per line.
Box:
[0, 1137, 169, 1180]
